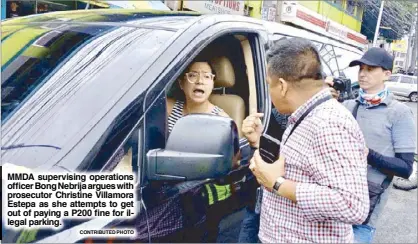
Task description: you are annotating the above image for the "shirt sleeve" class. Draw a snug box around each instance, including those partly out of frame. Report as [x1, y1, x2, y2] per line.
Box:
[295, 119, 370, 224]
[368, 150, 414, 179]
[392, 108, 417, 153]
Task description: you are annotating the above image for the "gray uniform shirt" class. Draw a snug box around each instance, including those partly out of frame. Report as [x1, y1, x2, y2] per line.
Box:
[343, 93, 416, 227]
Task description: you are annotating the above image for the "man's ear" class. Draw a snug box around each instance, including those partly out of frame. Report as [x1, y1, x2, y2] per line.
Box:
[384, 70, 392, 79]
[279, 78, 288, 96]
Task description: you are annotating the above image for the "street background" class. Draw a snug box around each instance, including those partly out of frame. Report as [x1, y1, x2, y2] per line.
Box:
[219, 100, 418, 244]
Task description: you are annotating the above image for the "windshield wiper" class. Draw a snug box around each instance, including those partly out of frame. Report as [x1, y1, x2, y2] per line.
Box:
[1, 143, 61, 150]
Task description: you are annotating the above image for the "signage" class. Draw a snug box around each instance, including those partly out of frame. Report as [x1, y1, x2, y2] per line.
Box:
[183, 0, 244, 15]
[391, 40, 408, 53]
[326, 21, 349, 40]
[268, 7, 276, 22]
[280, 1, 367, 48]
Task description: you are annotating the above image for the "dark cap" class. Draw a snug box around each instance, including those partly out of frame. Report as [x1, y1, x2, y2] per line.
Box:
[349, 47, 394, 70]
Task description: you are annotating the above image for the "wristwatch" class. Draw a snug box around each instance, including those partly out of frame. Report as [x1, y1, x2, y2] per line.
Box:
[272, 176, 286, 194]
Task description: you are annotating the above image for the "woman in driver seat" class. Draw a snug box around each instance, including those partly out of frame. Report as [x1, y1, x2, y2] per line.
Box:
[167, 59, 229, 128]
[167, 58, 239, 242]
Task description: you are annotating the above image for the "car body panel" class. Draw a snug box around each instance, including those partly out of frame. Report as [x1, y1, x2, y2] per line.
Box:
[386, 74, 417, 100]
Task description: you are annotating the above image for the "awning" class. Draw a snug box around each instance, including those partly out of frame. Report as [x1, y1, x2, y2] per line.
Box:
[105, 1, 170, 11]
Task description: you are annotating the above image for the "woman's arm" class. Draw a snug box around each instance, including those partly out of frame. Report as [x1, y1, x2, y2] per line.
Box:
[166, 98, 176, 117]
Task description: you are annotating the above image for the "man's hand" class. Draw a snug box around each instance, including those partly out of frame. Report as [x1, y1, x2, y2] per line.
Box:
[249, 150, 284, 191]
[324, 77, 340, 100]
[242, 109, 264, 148]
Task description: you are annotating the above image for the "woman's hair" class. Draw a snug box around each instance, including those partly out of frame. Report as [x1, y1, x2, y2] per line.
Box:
[169, 58, 216, 101]
[182, 57, 216, 78]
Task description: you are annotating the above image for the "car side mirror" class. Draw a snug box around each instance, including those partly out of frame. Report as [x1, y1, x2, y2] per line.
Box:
[146, 114, 239, 181]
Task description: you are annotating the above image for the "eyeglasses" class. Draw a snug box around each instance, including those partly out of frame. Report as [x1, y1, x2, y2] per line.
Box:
[185, 71, 215, 84]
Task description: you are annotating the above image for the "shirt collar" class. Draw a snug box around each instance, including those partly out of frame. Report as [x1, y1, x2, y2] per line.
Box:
[288, 88, 332, 124]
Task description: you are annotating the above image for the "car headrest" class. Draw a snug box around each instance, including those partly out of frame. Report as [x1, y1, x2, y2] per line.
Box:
[211, 56, 235, 88]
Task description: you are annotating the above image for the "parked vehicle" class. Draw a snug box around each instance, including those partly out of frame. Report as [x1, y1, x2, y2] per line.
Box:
[1, 9, 366, 243]
[386, 74, 418, 102]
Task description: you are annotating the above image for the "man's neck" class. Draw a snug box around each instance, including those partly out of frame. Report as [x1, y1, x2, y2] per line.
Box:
[184, 100, 210, 114]
[288, 86, 325, 114]
[363, 84, 385, 95]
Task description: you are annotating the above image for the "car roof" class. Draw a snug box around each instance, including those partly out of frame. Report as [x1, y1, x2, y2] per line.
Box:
[392, 74, 417, 78]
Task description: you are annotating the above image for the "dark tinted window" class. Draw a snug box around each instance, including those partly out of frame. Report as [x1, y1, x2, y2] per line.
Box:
[1, 23, 174, 122]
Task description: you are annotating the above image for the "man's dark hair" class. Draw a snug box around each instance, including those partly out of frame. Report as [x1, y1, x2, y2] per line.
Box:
[266, 37, 323, 82]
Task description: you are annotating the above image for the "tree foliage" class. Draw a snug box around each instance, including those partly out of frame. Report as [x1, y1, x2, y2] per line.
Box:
[360, 0, 416, 41]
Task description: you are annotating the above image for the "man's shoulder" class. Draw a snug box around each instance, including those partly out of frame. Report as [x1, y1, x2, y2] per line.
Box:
[315, 99, 357, 125]
[341, 99, 357, 109]
[388, 99, 413, 114]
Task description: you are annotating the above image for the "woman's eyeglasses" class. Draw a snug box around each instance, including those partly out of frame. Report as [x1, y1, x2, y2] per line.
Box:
[185, 71, 215, 84]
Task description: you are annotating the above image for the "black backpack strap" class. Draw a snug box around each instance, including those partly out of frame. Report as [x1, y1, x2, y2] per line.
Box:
[284, 95, 332, 145]
[352, 101, 361, 119]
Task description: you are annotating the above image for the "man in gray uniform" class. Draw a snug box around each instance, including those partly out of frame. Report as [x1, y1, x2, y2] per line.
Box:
[329, 47, 417, 243]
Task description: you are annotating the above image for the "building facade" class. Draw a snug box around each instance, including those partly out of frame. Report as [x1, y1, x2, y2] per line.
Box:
[279, 1, 367, 49]
[1, 0, 169, 20]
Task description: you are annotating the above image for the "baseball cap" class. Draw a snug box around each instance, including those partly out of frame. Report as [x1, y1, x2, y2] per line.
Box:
[349, 47, 394, 70]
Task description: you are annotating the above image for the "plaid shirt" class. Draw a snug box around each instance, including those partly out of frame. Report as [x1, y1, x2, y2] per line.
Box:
[259, 89, 370, 243]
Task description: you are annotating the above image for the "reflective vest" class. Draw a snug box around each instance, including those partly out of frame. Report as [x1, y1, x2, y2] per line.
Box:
[203, 183, 232, 205]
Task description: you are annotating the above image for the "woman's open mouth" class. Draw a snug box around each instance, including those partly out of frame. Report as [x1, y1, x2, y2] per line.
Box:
[193, 88, 205, 96]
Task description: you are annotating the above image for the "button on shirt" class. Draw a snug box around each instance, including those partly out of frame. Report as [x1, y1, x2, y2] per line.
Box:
[259, 89, 370, 243]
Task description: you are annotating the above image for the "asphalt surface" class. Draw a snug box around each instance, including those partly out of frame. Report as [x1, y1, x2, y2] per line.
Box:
[218, 100, 418, 243]
[374, 100, 417, 244]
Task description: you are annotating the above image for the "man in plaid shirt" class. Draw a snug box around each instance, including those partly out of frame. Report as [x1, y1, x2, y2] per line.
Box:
[246, 37, 370, 243]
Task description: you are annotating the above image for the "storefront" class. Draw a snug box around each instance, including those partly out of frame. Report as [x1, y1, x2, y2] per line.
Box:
[280, 1, 367, 49]
[2, 0, 169, 20]
[165, 0, 245, 15]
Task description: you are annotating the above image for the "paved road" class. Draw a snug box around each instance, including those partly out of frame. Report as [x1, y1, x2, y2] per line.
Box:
[374, 100, 417, 244]
[218, 100, 418, 243]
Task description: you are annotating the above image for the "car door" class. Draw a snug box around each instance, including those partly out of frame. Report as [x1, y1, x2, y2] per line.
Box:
[386, 75, 401, 95]
[398, 76, 415, 96]
[138, 21, 270, 242]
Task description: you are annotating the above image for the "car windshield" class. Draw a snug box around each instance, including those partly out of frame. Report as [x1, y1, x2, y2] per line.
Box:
[1, 19, 176, 123]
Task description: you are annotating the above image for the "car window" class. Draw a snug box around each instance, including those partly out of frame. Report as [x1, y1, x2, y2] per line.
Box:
[400, 77, 415, 84]
[388, 76, 399, 82]
[318, 44, 340, 77]
[1, 22, 175, 123]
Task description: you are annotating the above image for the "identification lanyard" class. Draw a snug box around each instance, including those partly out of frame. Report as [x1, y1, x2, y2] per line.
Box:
[283, 95, 332, 145]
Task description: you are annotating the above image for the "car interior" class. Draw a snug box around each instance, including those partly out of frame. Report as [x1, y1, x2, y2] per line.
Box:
[166, 33, 259, 139]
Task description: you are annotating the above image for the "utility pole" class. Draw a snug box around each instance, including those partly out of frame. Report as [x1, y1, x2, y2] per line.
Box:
[373, 0, 385, 47]
[407, 9, 417, 73]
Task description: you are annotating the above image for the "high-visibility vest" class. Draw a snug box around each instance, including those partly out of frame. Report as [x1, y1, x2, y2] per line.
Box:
[203, 183, 232, 205]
